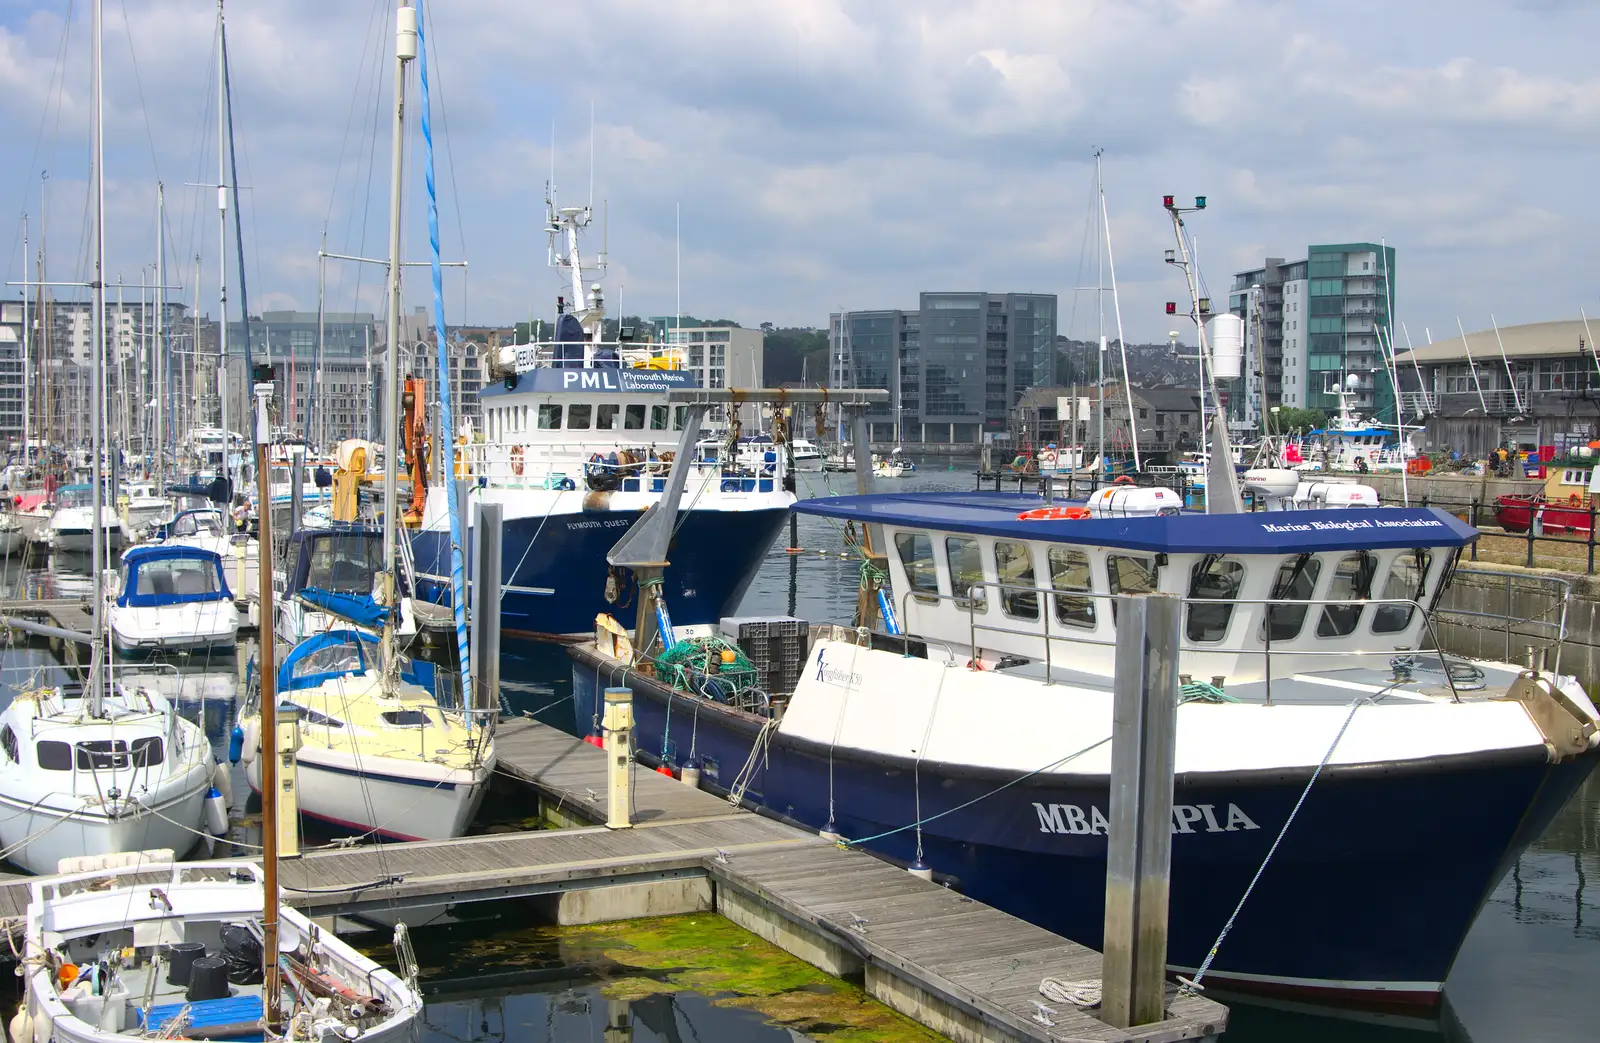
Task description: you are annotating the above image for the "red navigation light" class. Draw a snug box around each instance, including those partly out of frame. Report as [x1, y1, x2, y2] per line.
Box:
[1162, 195, 1175, 208]
[1165, 302, 1177, 315]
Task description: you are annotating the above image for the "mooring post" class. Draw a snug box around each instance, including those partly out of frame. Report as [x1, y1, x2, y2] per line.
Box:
[472, 502, 503, 719]
[603, 687, 635, 829]
[1101, 592, 1181, 1029]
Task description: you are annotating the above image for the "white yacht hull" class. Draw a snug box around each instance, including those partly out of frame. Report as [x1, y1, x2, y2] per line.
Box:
[0, 783, 209, 876]
[248, 748, 492, 842]
[109, 601, 240, 655]
[0, 527, 24, 556]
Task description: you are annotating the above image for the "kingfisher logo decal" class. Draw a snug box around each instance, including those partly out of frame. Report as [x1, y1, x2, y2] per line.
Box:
[1032, 802, 1259, 835]
[813, 650, 863, 688]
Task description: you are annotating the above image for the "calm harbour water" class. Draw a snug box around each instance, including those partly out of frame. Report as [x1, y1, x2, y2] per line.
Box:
[1, 460, 1594, 1041]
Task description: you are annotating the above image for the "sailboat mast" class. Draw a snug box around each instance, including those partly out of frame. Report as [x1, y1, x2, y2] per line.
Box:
[88, 0, 106, 713]
[253, 379, 282, 1023]
[216, 0, 231, 485]
[155, 184, 165, 487]
[1097, 152, 1140, 471]
[381, 0, 417, 679]
[1094, 153, 1105, 475]
[20, 216, 28, 469]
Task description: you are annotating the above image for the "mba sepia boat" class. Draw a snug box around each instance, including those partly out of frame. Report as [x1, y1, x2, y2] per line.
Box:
[573, 488, 1600, 1007]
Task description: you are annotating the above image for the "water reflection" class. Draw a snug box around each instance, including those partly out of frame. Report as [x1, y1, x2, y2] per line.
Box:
[423, 988, 816, 1043]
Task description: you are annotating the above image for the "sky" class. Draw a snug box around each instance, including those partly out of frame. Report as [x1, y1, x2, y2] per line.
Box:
[0, 0, 1596, 346]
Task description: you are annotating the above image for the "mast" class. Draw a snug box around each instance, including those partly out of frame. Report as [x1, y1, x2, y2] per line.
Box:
[88, 0, 106, 713]
[1096, 150, 1140, 471]
[21, 215, 28, 469]
[252, 378, 282, 1023]
[155, 184, 165, 487]
[216, 0, 231, 486]
[315, 229, 326, 449]
[381, 0, 417, 681]
[193, 254, 202, 447]
[1094, 154, 1105, 475]
[1162, 194, 1243, 513]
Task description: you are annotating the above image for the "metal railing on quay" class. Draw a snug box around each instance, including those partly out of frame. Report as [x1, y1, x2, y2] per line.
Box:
[1359, 490, 1600, 574]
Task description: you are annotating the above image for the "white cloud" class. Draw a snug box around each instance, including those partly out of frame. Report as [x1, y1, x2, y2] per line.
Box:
[1, 0, 1596, 341]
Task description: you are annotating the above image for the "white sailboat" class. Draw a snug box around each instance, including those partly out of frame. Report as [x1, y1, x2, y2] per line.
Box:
[239, 0, 493, 841]
[20, 285, 418, 1043]
[0, 0, 212, 878]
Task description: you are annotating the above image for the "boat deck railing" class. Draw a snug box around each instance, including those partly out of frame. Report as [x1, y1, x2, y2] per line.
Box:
[456, 438, 785, 492]
[897, 578, 1559, 703]
[503, 340, 686, 370]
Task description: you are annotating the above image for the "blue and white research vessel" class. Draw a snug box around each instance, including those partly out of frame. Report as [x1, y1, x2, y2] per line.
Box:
[410, 198, 792, 637]
[573, 487, 1600, 1007]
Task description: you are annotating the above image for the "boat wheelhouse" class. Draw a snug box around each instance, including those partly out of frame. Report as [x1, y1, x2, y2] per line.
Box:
[0, 680, 214, 875]
[1494, 463, 1597, 535]
[570, 488, 1600, 1007]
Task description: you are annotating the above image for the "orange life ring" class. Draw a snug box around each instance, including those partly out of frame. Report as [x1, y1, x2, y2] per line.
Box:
[510, 445, 525, 477]
[1571, 493, 1582, 506]
[1017, 505, 1092, 521]
[1113, 475, 1136, 486]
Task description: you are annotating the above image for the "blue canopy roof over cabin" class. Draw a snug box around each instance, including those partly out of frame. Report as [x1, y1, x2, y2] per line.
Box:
[793, 492, 1479, 555]
[116, 544, 233, 607]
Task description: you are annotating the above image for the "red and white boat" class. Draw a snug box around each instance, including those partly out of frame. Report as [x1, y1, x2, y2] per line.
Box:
[1494, 464, 1595, 534]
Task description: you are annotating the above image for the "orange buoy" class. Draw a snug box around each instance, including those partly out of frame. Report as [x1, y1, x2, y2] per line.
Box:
[1016, 505, 1092, 521]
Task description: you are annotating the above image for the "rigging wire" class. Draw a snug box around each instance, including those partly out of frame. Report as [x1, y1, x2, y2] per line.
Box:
[4, 0, 75, 282]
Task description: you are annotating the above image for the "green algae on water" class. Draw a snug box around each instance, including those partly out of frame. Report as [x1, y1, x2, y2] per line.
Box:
[579, 914, 951, 1043]
[364, 911, 952, 1042]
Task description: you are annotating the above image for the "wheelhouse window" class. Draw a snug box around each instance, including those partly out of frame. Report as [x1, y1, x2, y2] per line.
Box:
[994, 541, 1038, 620]
[1107, 554, 1159, 621]
[1317, 551, 1377, 638]
[596, 404, 620, 430]
[1186, 556, 1244, 642]
[650, 405, 670, 431]
[894, 532, 938, 601]
[537, 404, 563, 429]
[672, 406, 688, 430]
[624, 404, 646, 430]
[567, 403, 593, 430]
[1373, 550, 1432, 633]
[1047, 547, 1095, 629]
[1264, 554, 1322, 641]
[945, 536, 986, 606]
[0, 725, 17, 763]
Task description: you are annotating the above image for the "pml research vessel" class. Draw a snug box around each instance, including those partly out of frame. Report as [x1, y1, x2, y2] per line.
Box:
[409, 198, 791, 638]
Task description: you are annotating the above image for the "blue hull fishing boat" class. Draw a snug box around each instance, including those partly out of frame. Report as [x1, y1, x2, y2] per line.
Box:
[409, 191, 791, 638]
[572, 489, 1600, 1007]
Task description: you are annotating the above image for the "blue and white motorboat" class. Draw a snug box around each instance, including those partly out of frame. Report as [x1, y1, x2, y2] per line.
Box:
[48, 483, 123, 554]
[409, 197, 791, 638]
[571, 488, 1600, 1008]
[109, 545, 239, 655]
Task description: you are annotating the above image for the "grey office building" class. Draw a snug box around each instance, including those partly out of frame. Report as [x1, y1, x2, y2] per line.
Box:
[830, 292, 1056, 444]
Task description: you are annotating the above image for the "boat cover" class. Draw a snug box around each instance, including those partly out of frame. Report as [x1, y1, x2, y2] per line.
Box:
[296, 586, 389, 630]
[116, 545, 233, 607]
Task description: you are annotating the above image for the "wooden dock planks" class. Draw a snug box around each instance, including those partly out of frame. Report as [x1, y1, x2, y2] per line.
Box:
[0, 715, 1227, 1042]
